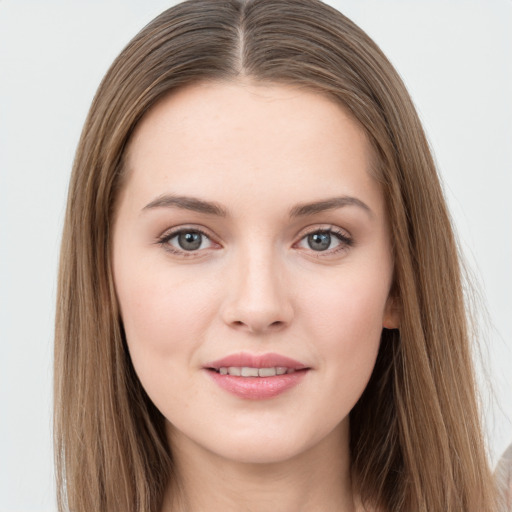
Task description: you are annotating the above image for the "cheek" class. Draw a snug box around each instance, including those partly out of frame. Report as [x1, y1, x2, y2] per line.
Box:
[114, 260, 220, 375]
[114, 266, 224, 422]
[303, 266, 389, 342]
[299, 267, 389, 398]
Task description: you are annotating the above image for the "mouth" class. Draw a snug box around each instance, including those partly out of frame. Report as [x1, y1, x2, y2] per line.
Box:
[204, 352, 309, 372]
[203, 352, 311, 400]
[207, 366, 306, 377]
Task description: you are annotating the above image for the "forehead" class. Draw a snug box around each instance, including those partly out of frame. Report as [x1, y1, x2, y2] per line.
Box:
[121, 80, 383, 216]
[127, 80, 369, 160]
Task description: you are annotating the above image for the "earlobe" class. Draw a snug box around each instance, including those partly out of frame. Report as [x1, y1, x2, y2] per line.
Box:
[383, 296, 400, 329]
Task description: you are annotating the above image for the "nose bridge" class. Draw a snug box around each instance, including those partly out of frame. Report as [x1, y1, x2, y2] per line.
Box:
[223, 239, 292, 332]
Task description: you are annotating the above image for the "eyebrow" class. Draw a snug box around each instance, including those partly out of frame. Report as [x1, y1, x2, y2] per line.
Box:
[289, 196, 373, 218]
[142, 194, 227, 216]
[142, 194, 372, 218]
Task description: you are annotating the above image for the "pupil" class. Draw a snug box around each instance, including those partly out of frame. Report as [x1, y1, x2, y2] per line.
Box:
[308, 232, 331, 251]
[178, 232, 202, 250]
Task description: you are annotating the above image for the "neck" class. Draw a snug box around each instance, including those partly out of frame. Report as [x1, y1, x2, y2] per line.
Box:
[161, 422, 355, 512]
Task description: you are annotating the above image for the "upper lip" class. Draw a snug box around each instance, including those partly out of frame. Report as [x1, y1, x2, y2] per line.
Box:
[204, 352, 309, 370]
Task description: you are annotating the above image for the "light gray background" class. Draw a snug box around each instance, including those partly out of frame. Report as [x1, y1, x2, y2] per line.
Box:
[1, 1, 511, 511]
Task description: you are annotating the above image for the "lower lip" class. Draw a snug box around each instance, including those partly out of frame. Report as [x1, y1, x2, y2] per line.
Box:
[206, 369, 309, 400]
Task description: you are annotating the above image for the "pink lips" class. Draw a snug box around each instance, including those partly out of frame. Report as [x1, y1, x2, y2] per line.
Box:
[204, 352, 310, 400]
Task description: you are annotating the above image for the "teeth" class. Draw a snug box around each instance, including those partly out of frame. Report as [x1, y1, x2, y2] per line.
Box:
[258, 367, 276, 377]
[217, 366, 296, 377]
[241, 367, 259, 377]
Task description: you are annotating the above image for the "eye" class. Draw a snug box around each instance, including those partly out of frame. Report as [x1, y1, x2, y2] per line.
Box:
[306, 232, 333, 251]
[175, 231, 205, 251]
[296, 228, 352, 253]
[158, 228, 216, 254]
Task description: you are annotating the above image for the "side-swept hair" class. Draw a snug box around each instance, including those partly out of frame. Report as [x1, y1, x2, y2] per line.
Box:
[54, 1, 495, 511]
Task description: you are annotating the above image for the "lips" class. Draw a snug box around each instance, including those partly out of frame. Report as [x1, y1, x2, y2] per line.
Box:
[203, 352, 310, 400]
[205, 352, 308, 371]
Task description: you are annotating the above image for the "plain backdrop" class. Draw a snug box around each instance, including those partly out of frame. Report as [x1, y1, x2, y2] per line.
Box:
[1, 1, 511, 511]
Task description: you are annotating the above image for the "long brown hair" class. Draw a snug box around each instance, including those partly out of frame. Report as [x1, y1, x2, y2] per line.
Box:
[54, 1, 496, 510]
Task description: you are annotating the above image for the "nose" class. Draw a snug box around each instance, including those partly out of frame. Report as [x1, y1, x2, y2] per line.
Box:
[221, 250, 294, 334]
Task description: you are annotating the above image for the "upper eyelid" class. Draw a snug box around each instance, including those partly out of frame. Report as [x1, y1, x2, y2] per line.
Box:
[158, 224, 215, 240]
[295, 224, 352, 239]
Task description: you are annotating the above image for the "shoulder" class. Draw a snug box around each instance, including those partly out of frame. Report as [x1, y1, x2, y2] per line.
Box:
[496, 443, 512, 511]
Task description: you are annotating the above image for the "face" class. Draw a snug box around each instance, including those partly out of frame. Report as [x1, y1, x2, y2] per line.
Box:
[112, 81, 397, 465]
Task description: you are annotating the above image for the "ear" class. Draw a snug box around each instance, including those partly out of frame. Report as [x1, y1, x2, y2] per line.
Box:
[383, 295, 400, 329]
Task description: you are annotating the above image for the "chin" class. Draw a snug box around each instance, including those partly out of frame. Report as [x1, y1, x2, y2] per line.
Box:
[215, 437, 307, 465]
[169, 417, 348, 467]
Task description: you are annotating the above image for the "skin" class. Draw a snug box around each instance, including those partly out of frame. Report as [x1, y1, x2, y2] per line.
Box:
[112, 81, 398, 512]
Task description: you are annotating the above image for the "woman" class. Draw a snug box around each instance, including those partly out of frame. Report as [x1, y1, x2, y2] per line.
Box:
[54, 0, 498, 511]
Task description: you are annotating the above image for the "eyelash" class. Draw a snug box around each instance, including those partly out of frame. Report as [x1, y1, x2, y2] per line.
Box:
[295, 227, 353, 256]
[156, 226, 353, 257]
[157, 227, 215, 257]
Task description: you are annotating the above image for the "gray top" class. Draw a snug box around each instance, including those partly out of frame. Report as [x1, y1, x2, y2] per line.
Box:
[496, 443, 512, 511]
